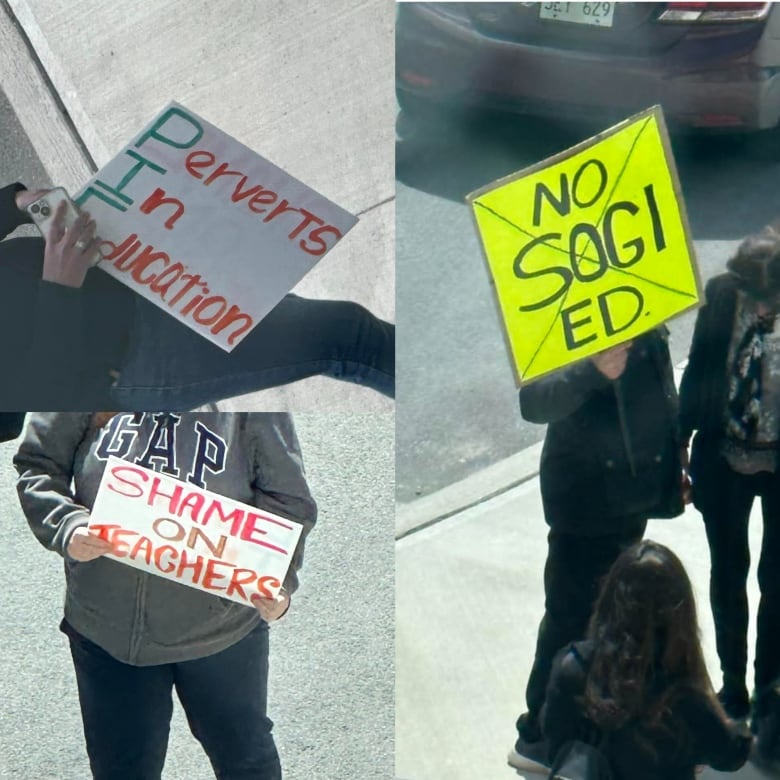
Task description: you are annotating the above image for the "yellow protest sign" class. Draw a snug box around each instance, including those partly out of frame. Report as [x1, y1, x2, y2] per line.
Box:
[467, 106, 701, 385]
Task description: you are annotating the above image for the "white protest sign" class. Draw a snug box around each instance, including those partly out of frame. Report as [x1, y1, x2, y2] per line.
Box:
[88, 456, 303, 605]
[75, 101, 358, 351]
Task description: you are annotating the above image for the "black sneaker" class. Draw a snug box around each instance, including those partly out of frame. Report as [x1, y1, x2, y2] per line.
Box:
[507, 713, 549, 773]
[718, 684, 751, 721]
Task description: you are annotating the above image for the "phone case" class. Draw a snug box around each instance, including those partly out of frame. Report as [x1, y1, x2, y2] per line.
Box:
[26, 187, 80, 239]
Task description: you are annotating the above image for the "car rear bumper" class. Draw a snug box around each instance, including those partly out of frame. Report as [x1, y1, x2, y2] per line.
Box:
[396, 5, 780, 131]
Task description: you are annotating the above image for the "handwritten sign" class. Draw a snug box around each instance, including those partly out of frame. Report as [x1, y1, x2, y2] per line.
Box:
[88, 456, 303, 605]
[467, 106, 701, 384]
[76, 101, 358, 351]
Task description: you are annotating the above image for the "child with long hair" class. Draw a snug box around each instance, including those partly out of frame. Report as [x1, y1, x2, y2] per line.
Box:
[541, 540, 752, 780]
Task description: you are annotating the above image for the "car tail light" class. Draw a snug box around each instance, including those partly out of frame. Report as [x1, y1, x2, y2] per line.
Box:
[658, 2, 770, 22]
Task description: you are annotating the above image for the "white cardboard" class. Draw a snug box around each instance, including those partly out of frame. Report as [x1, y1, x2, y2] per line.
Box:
[75, 101, 358, 351]
[88, 455, 303, 605]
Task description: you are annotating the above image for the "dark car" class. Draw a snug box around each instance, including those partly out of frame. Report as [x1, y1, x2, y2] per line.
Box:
[397, 2, 780, 145]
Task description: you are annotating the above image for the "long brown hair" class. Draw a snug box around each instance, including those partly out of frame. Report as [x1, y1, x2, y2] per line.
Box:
[582, 540, 716, 736]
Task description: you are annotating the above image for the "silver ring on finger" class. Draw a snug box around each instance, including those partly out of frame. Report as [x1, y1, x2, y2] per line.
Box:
[75, 239, 88, 251]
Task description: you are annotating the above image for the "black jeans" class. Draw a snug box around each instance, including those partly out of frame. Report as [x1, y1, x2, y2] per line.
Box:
[695, 455, 780, 713]
[522, 519, 647, 729]
[63, 620, 280, 780]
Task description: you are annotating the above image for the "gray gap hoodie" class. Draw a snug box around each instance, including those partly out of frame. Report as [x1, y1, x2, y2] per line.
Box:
[14, 412, 317, 666]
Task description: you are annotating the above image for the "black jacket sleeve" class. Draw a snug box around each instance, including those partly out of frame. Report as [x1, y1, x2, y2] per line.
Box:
[519, 359, 611, 424]
[0, 183, 33, 240]
[675, 688, 752, 772]
[0, 184, 92, 410]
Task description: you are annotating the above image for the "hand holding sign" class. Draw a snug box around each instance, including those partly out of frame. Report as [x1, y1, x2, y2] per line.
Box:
[251, 588, 291, 623]
[592, 340, 633, 380]
[67, 527, 115, 562]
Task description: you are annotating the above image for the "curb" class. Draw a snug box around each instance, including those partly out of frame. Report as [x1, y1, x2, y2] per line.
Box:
[0, 0, 93, 189]
[395, 440, 543, 540]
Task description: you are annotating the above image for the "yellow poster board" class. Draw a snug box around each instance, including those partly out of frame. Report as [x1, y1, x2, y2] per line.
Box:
[467, 106, 701, 385]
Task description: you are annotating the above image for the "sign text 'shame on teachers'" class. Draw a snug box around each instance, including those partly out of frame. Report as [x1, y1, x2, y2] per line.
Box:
[467, 106, 702, 385]
[76, 102, 358, 351]
[88, 456, 303, 605]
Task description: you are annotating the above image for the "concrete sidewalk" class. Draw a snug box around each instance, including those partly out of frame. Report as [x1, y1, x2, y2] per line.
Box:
[397, 472, 770, 780]
[0, 0, 393, 412]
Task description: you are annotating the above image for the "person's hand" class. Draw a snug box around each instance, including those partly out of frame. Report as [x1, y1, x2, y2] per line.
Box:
[67, 527, 115, 562]
[42, 201, 102, 288]
[251, 589, 290, 623]
[14, 188, 50, 212]
[591, 341, 633, 380]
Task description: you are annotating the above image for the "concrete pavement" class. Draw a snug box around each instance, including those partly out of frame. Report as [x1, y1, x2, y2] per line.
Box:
[397, 465, 770, 780]
[0, 0, 394, 412]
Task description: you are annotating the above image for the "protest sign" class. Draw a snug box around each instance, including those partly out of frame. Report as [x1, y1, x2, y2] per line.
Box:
[76, 101, 358, 351]
[88, 456, 303, 605]
[467, 105, 701, 384]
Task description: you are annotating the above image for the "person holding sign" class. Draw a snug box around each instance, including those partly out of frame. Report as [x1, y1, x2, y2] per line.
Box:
[508, 329, 686, 773]
[0, 182, 394, 410]
[542, 540, 751, 780]
[680, 228, 780, 771]
[14, 411, 316, 780]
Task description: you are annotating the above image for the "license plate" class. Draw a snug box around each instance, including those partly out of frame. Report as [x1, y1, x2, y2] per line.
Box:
[539, 2, 615, 27]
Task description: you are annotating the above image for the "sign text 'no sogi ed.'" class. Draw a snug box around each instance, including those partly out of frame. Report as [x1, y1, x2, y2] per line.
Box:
[76, 101, 358, 351]
[468, 106, 701, 384]
[88, 456, 303, 605]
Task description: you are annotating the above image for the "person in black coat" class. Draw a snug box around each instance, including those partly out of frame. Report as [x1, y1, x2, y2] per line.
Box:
[680, 227, 780, 769]
[508, 328, 685, 773]
[542, 540, 751, 780]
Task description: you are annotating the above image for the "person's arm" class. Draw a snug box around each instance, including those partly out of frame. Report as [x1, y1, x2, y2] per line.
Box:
[519, 358, 611, 424]
[541, 646, 592, 760]
[678, 687, 752, 772]
[0, 183, 33, 240]
[248, 413, 318, 598]
[13, 412, 94, 555]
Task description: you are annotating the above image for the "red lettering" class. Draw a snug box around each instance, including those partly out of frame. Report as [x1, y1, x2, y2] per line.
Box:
[193, 296, 227, 326]
[150, 262, 185, 296]
[210, 305, 254, 345]
[107, 465, 148, 498]
[287, 209, 324, 240]
[201, 501, 245, 536]
[89, 523, 122, 543]
[139, 188, 185, 230]
[240, 512, 288, 554]
[101, 233, 141, 266]
[154, 544, 178, 573]
[247, 189, 277, 213]
[226, 568, 257, 600]
[300, 225, 342, 257]
[147, 478, 182, 514]
[256, 575, 280, 600]
[129, 246, 170, 285]
[185, 150, 216, 179]
[129, 535, 154, 565]
[177, 491, 206, 523]
[111, 528, 141, 557]
[176, 548, 205, 583]
[202, 558, 236, 591]
[203, 161, 244, 187]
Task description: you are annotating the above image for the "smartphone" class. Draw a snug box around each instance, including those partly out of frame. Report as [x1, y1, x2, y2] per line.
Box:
[26, 187, 81, 239]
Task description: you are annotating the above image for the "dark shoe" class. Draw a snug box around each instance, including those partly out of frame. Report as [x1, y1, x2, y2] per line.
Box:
[508, 713, 549, 773]
[753, 712, 780, 773]
[718, 684, 751, 721]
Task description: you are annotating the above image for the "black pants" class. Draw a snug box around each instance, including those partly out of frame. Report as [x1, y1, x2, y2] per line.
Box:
[64, 620, 279, 780]
[695, 455, 780, 713]
[522, 519, 647, 727]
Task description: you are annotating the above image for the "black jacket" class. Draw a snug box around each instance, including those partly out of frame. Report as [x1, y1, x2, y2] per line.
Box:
[542, 641, 751, 780]
[679, 274, 741, 445]
[520, 330, 683, 535]
[0, 183, 133, 410]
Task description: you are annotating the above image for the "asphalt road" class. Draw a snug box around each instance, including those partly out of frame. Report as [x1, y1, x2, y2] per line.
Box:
[397, 111, 780, 503]
[0, 413, 393, 780]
